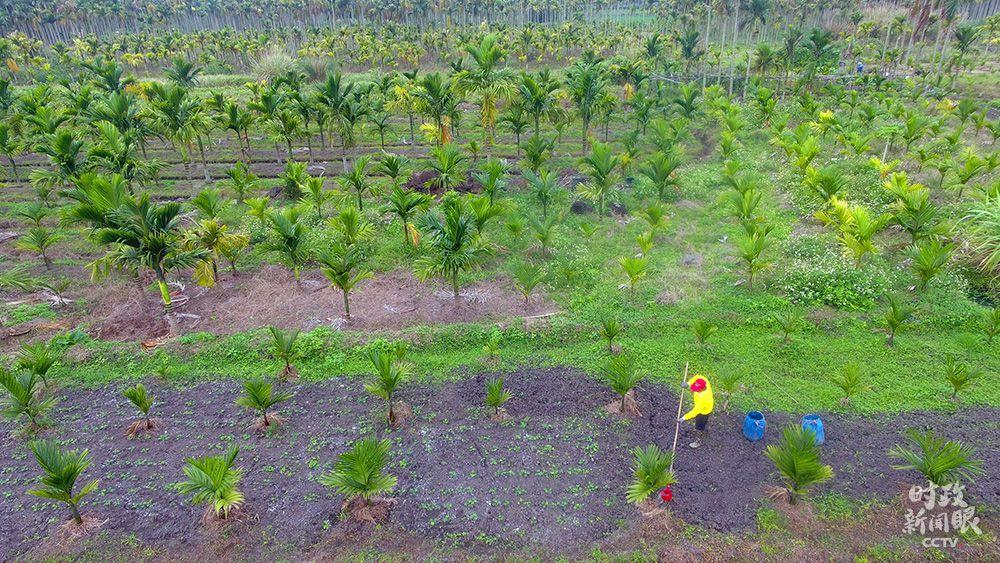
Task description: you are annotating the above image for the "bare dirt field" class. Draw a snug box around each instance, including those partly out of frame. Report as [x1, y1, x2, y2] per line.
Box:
[1, 367, 996, 560]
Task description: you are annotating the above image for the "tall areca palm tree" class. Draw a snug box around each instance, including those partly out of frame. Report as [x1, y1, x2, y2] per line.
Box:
[385, 186, 432, 246]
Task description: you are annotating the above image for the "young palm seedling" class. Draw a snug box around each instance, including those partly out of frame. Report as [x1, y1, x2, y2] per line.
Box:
[365, 349, 409, 428]
[692, 319, 718, 348]
[122, 383, 157, 437]
[485, 377, 513, 420]
[604, 353, 645, 416]
[236, 378, 294, 431]
[599, 315, 622, 354]
[16, 339, 63, 388]
[619, 255, 648, 294]
[0, 369, 56, 433]
[625, 444, 676, 505]
[943, 358, 980, 401]
[764, 424, 834, 505]
[773, 310, 805, 344]
[319, 437, 397, 522]
[883, 294, 914, 347]
[178, 445, 244, 520]
[481, 329, 502, 365]
[717, 371, 745, 412]
[889, 430, 984, 487]
[27, 440, 99, 526]
[269, 327, 300, 381]
[981, 307, 1000, 343]
[830, 363, 870, 406]
[512, 262, 545, 305]
[318, 244, 374, 320]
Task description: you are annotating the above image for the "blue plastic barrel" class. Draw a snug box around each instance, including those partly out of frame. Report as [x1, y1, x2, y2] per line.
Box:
[801, 414, 825, 445]
[743, 411, 766, 441]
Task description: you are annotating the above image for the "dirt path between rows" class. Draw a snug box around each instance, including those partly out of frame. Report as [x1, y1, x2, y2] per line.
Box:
[1, 367, 995, 560]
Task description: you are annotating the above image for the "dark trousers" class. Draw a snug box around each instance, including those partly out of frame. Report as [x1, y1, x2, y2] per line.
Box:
[694, 413, 710, 431]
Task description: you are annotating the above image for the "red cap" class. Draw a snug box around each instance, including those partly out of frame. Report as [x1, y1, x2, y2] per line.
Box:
[690, 378, 707, 392]
[660, 486, 673, 502]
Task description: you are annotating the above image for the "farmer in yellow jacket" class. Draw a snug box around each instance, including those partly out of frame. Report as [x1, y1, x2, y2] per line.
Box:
[679, 375, 714, 448]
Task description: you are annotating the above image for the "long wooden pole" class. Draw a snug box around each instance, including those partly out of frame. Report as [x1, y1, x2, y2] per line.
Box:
[669, 362, 690, 473]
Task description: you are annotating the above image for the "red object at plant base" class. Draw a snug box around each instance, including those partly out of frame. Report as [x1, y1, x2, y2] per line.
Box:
[690, 378, 707, 392]
[660, 486, 673, 502]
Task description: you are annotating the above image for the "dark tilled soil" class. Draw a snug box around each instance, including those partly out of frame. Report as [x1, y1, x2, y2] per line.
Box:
[0, 367, 996, 560]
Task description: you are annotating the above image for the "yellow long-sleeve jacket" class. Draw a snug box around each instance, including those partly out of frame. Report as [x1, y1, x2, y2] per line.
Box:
[682, 375, 714, 420]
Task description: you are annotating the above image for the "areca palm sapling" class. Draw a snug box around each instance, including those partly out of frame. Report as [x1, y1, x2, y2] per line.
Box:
[639, 150, 683, 201]
[279, 160, 309, 200]
[245, 196, 270, 230]
[27, 440, 99, 526]
[982, 307, 1000, 343]
[269, 327, 300, 381]
[963, 194, 1000, 274]
[884, 173, 943, 243]
[717, 371, 745, 412]
[523, 169, 558, 219]
[414, 198, 487, 299]
[16, 226, 62, 269]
[765, 425, 833, 504]
[318, 243, 373, 320]
[599, 316, 622, 354]
[475, 159, 509, 205]
[330, 206, 373, 247]
[87, 193, 208, 312]
[0, 369, 56, 431]
[578, 141, 621, 216]
[427, 144, 468, 193]
[692, 319, 718, 347]
[773, 310, 805, 344]
[385, 186, 432, 247]
[482, 329, 502, 364]
[619, 255, 648, 295]
[32, 130, 84, 194]
[190, 187, 226, 219]
[301, 176, 332, 220]
[625, 444, 676, 505]
[365, 349, 409, 427]
[521, 134, 554, 174]
[485, 377, 513, 419]
[518, 71, 560, 137]
[830, 363, 870, 406]
[637, 203, 669, 236]
[265, 207, 311, 283]
[910, 239, 955, 290]
[178, 445, 244, 519]
[511, 261, 545, 304]
[604, 353, 645, 415]
[636, 231, 655, 257]
[17, 336, 64, 389]
[0, 122, 22, 181]
[236, 378, 293, 430]
[672, 82, 701, 120]
[802, 164, 848, 203]
[815, 197, 891, 268]
[414, 73, 455, 145]
[339, 155, 373, 211]
[565, 58, 608, 151]
[457, 34, 515, 144]
[319, 438, 397, 515]
[889, 430, 984, 487]
[943, 358, 980, 400]
[377, 152, 410, 190]
[0, 264, 35, 292]
[734, 223, 772, 290]
[884, 294, 914, 347]
[122, 383, 156, 436]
